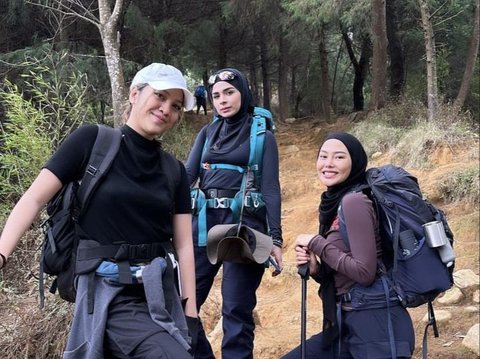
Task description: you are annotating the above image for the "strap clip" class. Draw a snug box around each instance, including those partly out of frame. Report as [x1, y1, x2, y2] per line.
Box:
[214, 197, 229, 209]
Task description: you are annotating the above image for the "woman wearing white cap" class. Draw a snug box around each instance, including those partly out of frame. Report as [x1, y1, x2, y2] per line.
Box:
[0, 63, 198, 358]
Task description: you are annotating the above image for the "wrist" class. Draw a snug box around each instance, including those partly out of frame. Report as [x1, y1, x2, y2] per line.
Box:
[272, 238, 283, 248]
[0, 253, 7, 270]
[307, 234, 319, 249]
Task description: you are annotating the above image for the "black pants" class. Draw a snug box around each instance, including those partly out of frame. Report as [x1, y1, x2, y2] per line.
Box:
[281, 305, 414, 359]
[104, 286, 192, 359]
[195, 96, 207, 115]
[192, 209, 266, 359]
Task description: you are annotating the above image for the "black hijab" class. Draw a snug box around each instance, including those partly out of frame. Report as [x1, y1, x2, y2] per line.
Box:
[318, 132, 368, 235]
[316, 132, 368, 347]
[206, 68, 255, 154]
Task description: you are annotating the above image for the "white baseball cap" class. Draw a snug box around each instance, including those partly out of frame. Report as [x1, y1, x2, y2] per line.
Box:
[130, 63, 195, 111]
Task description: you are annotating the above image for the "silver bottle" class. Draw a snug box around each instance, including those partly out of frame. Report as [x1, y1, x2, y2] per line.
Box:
[423, 221, 455, 267]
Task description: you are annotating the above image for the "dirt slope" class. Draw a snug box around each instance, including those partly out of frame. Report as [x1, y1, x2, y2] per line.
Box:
[200, 117, 479, 359]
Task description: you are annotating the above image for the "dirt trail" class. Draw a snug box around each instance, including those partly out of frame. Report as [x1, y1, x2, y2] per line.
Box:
[199, 117, 479, 359]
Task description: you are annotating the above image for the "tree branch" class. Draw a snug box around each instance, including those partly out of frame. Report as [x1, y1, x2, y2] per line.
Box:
[26, 0, 100, 28]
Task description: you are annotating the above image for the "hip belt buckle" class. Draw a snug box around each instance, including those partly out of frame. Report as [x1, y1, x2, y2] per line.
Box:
[134, 265, 146, 283]
[244, 195, 260, 208]
[214, 197, 229, 209]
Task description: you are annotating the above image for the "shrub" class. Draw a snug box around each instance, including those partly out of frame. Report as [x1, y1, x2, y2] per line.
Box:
[0, 86, 53, 217]
[162, 114, 198, 161]
[352, 101, 478, 169]
[0, 56, 95, 218]
[438, 166, 480, 205]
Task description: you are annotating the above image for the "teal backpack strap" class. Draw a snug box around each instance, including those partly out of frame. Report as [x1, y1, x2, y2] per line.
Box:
[191, 189, 208, 246]
[249, 107, 272, 188]
[207, 163, 245, 173]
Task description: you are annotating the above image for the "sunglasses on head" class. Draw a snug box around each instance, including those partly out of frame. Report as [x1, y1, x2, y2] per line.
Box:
[208, 70, 237, 85]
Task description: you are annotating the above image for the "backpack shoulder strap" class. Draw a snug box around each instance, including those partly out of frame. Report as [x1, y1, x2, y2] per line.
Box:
[249, 107, 273, 188]
[337, 185, 374, 250]
[76, 124, 123, 212]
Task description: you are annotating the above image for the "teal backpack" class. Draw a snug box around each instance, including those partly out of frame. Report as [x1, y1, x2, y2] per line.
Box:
[190, 107, 274, 246]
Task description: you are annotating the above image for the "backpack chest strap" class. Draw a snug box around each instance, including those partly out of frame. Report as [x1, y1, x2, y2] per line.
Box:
[203, 163, 246, 172]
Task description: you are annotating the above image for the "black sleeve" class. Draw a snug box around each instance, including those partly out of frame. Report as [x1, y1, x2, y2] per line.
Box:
[175, 161, 193, 214]
[261, 131, 283, 245]
[44, 124, 98, 184]
[185, 125, 208, 186]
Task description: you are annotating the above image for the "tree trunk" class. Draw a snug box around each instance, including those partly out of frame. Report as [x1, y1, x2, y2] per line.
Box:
[259, 29, 271, 111]
[343, 31, 371, 111]
[318, 24, 332, 122]
[454, 0, 479, 109]
[278, 32, 289, 120]
[98, 0, 127, 126]
[331, 37, 344, 112]
[217, 20, 228, 69]
[249, 43, 260, 105]
[370, 0, 388, 111]
[354, 38, 371, 111]
[418, 0, 438, 121]
[386, 0, 405, 100]
[290, 65, 297, 117]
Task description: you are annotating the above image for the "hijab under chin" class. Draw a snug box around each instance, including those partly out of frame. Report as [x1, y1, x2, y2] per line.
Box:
[318, 132, 368, 235]
[207, 68, 255, 155]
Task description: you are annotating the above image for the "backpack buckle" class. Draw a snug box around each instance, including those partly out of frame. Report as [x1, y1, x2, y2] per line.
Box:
[244, 195, 260, 208]
[214, 197, 229, 209]
[86, 165, 98, 176]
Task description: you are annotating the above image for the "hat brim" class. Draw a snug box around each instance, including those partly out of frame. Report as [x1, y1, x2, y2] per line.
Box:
[148, 80, 195, 111]
[206, 224, 273, 265]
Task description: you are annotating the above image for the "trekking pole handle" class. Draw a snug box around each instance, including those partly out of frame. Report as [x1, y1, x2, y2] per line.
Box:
[298, 263, 310, 280]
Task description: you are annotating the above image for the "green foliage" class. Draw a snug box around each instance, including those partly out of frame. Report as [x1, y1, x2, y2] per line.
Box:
[0, 44, 115, 125]
[181, 19, 220, 78]
[337, 0, 371, 34]
[436, 47, 451, 95]
[19, 63, 96, 146]
[352, 101, 478, 168]
[439, 166, 480, 205]
[351, 98, 425, 154]
[0, 86, 52, 216]
[0, 54, 96, 217]
[161, 114, 198, 162]
[390, 121, 454, 168]
[351, 120, 403, 155]
[123, 4, 164, 64]
[284, 0, 336, 25]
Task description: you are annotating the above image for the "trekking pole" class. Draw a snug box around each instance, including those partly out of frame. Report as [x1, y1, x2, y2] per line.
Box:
[298, 263, 310, 359]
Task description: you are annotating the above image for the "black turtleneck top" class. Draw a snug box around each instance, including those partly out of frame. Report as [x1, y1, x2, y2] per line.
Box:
[44, 124, 191, 246]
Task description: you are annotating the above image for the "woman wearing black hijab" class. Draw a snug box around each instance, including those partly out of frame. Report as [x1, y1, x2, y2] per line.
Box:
[282, 132, 414, 358]
[186, 68, 283, 359]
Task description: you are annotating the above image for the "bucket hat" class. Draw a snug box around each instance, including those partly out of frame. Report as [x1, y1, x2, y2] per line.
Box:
[206, 224, 273, 265]
[130, 63, 195, 111]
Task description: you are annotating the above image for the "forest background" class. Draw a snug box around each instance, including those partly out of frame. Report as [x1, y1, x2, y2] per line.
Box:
[0, 0, 478, 358]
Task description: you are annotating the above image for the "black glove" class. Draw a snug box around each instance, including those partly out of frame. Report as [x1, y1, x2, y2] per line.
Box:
[186, 316, 199, 355]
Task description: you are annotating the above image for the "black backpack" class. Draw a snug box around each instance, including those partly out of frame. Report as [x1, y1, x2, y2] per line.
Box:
[338, 165, 455, 358]
[39, 124, 123, 306]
